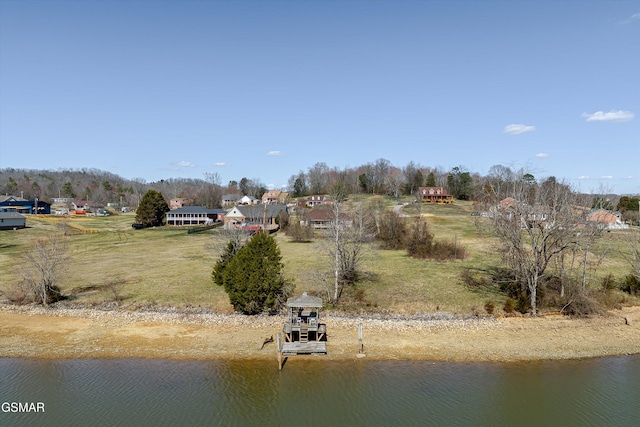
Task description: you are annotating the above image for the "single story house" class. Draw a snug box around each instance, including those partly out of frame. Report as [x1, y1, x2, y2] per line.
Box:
[300, 207, 352, 229]
[0, 198, 51, 214]
[586, 209, 628, 230]
[418, 187, 454, 203]
[0, 212, 26, 230]
[224, 204, 287, 231]
[166, 206, 226, 226]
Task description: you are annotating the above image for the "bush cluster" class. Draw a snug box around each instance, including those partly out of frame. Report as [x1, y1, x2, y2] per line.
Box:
[285, 221, 314, 242]
[377, 214, 466, 261]
[461, 266, 640, 317]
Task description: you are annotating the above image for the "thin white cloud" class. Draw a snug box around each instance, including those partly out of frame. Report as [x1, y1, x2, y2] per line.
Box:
[267, 150, 284, 156]
[175, 161, 196, 168]
[619, 12, 640, 25]
[577, 175, 590, 180]
[600, 175, 614, 180]
[504, 124, 536, 135]
[581, 110, 635, 122]
[535, 153, 549, 158]
[623, 176, 634, 180]
[213, 162, 227, 167]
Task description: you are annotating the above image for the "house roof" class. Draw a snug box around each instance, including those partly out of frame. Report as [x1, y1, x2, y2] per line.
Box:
[0, 200, 51, 207]
[235, 204, 287, 219]
[0, 212, 26, 220]
[286, 292, 323, 308]
[0, 196, 27, 203]
[222, 194, 242, 201]
[419, 186, 450, 194]
[307, 207, 350, 222]
[308, 207, 334, 221]
[263, 190, 282, 197]
[587, 208, 620, 216]
[168, 206, 226, 215]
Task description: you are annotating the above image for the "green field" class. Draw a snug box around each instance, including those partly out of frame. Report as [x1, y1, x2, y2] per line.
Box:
[1, 201, 637, 315]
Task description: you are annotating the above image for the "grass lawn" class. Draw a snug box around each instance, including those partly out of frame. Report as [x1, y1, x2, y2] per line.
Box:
[1, 203, 637, 314]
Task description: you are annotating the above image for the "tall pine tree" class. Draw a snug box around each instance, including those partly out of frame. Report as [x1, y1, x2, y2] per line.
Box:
[217, 232, 293, 314]
[135, 190, 169, 227]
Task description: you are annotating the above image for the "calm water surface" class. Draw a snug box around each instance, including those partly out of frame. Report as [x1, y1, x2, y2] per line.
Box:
[1, 356, 639, 426]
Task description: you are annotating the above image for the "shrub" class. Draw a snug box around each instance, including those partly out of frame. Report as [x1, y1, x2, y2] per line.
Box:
[33, 284, 64, 305]
[460, 269, 493, 289]
[503, 298, 515, 314]
[600, 273, 617, 291]
[431, 239, 466, 260]
[559, 282, 603, 317]
[620, 274, 640, 295]
[377, 211, 407, 250]
[406, 218, 434, 259]
[6, 282, 33, 305]
[484, 301, 495, 315]
[406, 218, 466, 261]
[285, 221, 314, 243]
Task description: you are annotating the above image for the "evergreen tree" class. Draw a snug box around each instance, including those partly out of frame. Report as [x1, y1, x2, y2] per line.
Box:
[425, 172, 436, 187]
[212, 239, 242, 286]
[219, 232, 292, 314]
[135, 190, 169, 227]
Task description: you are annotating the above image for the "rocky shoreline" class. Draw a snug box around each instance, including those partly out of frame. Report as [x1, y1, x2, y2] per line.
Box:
[1, 304, 639, 362]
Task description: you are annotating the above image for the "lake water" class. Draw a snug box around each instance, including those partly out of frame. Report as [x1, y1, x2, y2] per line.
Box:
[1, 356, 639, 426]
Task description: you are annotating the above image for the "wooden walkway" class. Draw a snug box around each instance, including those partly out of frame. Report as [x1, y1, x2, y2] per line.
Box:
[281, 341, 327, 356]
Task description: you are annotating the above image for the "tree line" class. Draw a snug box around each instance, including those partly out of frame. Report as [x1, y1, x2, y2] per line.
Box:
[2, 162, 638, 224]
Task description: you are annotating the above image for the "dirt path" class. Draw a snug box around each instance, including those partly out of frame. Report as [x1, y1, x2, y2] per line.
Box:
[1, 305, 639, 362]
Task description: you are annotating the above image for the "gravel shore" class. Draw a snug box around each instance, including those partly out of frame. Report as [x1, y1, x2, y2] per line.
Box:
[1, 304, 639, 362]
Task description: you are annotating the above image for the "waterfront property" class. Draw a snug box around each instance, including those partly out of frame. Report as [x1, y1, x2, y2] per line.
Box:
[281, 292, 327, 356]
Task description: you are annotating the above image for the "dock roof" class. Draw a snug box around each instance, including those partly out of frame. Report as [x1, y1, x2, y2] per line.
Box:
[286, 292, 323, 308]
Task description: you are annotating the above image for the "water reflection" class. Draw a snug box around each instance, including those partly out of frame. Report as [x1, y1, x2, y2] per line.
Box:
[1, 356, 639, 427]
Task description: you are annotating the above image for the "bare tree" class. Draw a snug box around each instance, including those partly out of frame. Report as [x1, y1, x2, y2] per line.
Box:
[483, 174, 584, 315]
[20, 234, 68, 305]
[207, 227, 250, 258]
[385, 167, 404, 199]
[307, 162, 330, 195]
[620, 227, 640, 283]
[323, 188, 375, 302]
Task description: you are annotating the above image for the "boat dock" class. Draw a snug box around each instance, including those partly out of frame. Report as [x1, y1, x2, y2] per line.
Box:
[277, 292, 328, 369]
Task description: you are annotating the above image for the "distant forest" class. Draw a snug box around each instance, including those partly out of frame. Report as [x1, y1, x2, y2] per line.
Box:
[1, 159, 638, 220]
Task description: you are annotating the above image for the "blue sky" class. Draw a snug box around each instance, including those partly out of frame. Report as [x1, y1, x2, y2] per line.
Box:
[1, 0, 638, 194]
